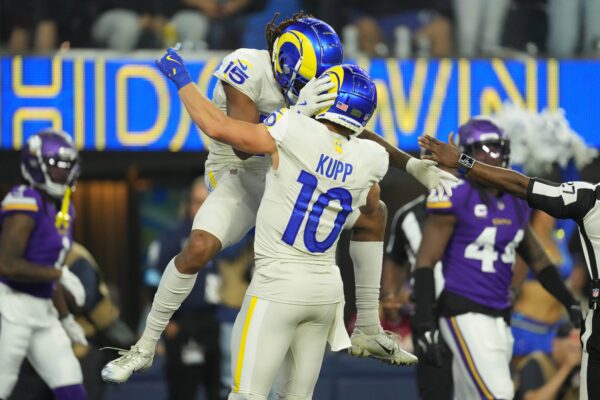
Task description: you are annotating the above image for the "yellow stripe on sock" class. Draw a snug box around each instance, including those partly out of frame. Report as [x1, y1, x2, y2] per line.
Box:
[233, 296, 258, 393]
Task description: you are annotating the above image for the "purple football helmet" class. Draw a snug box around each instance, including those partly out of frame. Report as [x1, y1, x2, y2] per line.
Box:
[457, 118, 510, 167]
[21, 129, 80, 198]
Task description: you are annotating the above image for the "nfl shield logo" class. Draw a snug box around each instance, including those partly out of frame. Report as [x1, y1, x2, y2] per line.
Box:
[593, 288, 599, 298]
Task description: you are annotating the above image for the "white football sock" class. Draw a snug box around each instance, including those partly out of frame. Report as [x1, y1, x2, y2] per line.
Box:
[137, 258, 197, 352]
[350, 240, 383, 335]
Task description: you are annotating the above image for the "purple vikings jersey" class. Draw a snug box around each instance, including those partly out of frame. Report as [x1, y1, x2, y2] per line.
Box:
[0, 185, 74, 298]
[427, 180, 531, 310]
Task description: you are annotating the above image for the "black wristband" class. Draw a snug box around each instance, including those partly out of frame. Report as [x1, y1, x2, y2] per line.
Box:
[536, 265, 576, 309]
[457, 153, 476, 177]
[413, 267, 436, 332]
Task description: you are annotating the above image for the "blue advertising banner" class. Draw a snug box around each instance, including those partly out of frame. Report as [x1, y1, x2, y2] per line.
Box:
[1, 56, 599, 151]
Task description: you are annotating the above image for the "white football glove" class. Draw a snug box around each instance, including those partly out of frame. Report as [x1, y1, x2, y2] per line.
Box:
[290, 75, 337, 117]
[60, 314, 88, 345]
[406, 158, 459, 198]
[60, 266, 86, 307]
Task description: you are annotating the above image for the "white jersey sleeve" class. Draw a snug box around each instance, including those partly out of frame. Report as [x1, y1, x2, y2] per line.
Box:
[213, 48, 263, 101]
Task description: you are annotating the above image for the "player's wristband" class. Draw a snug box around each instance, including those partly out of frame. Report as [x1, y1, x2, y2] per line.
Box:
[172, 71, 193, 90]
[456, 153, 476, 177]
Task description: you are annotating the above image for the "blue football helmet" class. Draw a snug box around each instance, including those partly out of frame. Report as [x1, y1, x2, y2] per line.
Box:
[315, 64, 377, 135]
[271, 17, 343, 104]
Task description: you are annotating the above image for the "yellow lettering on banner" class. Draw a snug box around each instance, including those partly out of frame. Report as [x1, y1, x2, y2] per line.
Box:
[387, 58, 427, 133]
[95, 58, 106, 150]
[13, 56, 62, 97]
[490, 58, 538, 111]
[547, 59, 559, 111]
[74, 57, 85, 149]
[526, 58, 537, 110]
[13, 108, 63, 149]
[356, 58, 396, 146]
[458, 59, 471, 125]
[116, 65, 170, 147]
[365, 81, 396, 146]
[480, 88, 503, 115]
[423, 59, 452, 137]
[170, 58, 219, 151]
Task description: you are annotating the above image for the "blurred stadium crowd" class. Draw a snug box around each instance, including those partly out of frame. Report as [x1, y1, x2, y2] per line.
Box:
[2, 0, 600, 58]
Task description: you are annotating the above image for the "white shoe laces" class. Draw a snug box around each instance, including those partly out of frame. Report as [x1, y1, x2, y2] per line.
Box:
[102, 346, 150, 369]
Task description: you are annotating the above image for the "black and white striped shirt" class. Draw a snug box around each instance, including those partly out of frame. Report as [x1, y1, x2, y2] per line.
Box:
[527, 179, 600, 282]
[386, 194, 444, 297]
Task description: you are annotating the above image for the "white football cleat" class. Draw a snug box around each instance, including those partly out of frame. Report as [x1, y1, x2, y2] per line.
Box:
[101, 345, 154, 383]
[349, 328, 418, 366]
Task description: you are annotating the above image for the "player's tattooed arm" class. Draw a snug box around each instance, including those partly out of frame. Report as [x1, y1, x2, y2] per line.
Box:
[0, 214, 62, 282]
[516, 225, 552, 273]
[419, 133, 531, 198]
[223, 82, 260, 161]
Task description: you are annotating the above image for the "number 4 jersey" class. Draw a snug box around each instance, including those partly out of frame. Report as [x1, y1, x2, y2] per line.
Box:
[248, 109, 389, 305]
[427, 180, 531, 310]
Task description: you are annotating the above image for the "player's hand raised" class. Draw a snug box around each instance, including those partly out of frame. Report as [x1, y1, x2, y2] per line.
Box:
[156, 44, 193, 90]
[406, 157, 459, 198]
[418, 133, 462, 170]
[292, 75, 337, 117]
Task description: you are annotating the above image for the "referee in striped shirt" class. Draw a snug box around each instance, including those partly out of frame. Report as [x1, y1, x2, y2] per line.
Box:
[383, 194, 453, 400]
[419, 133, 600, 400]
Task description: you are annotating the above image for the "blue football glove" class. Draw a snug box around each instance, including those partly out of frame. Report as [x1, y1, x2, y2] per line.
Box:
[156, 47, 193, 90]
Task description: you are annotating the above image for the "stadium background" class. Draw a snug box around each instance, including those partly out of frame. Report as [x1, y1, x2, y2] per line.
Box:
[2, 5, 600, 400]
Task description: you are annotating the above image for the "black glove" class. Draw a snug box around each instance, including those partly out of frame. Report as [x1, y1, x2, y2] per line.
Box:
[415, 329, 443, 367]
[568, 304, 583, 329]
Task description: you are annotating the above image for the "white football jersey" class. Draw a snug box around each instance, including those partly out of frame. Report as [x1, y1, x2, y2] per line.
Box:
[247, 109, 389, 304]
[211, 48, 286, 170]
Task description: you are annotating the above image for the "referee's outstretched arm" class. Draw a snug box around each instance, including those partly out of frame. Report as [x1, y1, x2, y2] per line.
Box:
[418, 133, 598, 221]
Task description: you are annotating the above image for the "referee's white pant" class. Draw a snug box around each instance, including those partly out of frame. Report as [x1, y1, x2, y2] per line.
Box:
[581, 309, 600, 399]
[440, 313, 514, 400]
[228, 295, 339, 400]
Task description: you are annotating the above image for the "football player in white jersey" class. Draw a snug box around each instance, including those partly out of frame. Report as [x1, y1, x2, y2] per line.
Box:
[102, 14, 456, 385]
[155, 44, 418, 398]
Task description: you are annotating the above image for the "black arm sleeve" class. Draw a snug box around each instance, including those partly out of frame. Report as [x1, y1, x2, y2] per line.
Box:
[527, 179, 597, 221]
[536, 265, 576, 309]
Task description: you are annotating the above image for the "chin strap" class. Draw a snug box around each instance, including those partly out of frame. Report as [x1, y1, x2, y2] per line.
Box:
[55, 186, 72, 231]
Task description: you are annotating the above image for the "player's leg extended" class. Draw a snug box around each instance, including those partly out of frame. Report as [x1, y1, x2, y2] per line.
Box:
[440, 313, 514, 400]
[27, 319, 85, 400]
[273, 303, 337, 400]
[348, 200, 417, 365]
[229, 297, 299, 400]
[0, 316, 33, 399]
[102, 167, 264, 383]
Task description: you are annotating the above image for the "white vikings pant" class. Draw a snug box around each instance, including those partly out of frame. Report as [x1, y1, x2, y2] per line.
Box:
[440, 313, 514, 400]
[228, 296, 340, 400]
[0, 286, 83, 398]
[193, 165, 266, 249]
